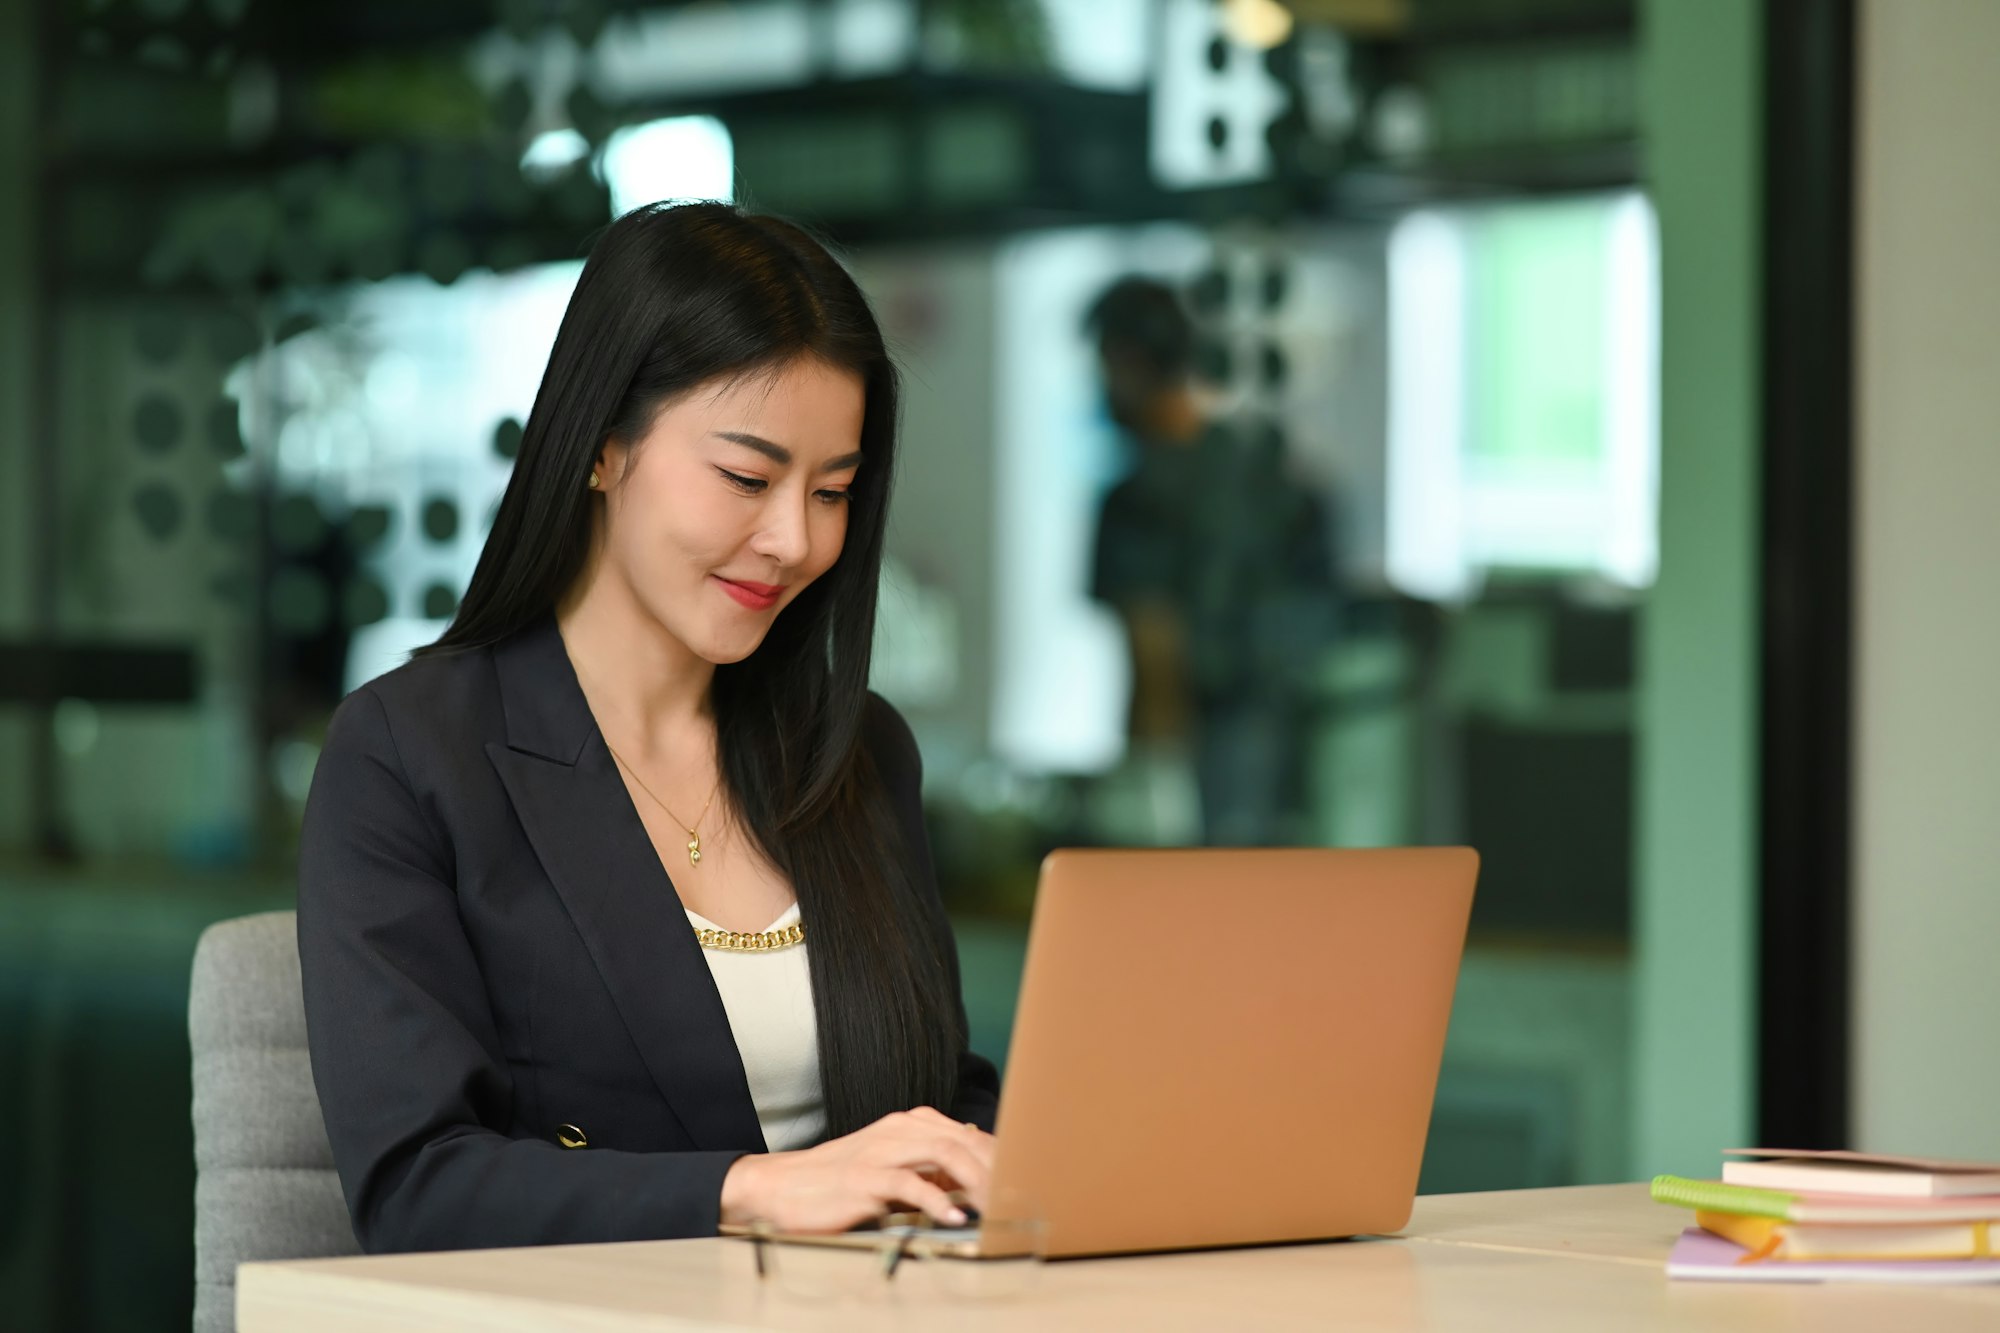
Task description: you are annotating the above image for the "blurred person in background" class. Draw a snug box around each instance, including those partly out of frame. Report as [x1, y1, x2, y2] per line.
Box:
[296, 202, 998, 1253]
[1087, 277, 1340, 846]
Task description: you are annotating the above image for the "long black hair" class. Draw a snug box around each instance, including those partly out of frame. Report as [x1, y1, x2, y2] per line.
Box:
[420, 201, 960, 1135]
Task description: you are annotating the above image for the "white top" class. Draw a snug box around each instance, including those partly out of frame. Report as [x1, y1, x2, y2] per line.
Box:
[683, 902, 826, 1152]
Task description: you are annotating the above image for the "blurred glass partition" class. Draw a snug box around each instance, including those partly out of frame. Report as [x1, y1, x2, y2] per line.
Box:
[0, 0, 1740, 1325]
[864, 206, 1649, 1195]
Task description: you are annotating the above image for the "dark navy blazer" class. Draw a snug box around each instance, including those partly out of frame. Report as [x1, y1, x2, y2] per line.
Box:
[296, 614, 1000, 1253]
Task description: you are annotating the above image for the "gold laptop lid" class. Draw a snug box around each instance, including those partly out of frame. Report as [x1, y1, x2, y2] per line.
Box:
[989, 847, 1477, 1258]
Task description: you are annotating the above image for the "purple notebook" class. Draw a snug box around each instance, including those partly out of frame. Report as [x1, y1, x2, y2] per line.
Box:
[1668, 1228, 2000, 1284]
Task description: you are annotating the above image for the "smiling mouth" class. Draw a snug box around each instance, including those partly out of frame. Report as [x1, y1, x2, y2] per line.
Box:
[715, 576, 784, 610]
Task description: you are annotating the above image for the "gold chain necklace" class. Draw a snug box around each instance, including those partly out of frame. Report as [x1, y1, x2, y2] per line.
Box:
[604, 740, 721, 869]
[691, 921, 806, 953]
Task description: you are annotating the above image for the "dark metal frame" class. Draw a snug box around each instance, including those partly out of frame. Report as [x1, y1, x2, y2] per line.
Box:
[26, 0, 67, 859]
[1757, 0, 1857, 1149]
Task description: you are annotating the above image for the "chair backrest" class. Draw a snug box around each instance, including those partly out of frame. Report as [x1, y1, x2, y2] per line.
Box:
[189, 910, 358, 1333]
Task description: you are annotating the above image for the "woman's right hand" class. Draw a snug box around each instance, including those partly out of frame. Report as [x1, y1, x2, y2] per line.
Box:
[718, 1108, 994, 1234]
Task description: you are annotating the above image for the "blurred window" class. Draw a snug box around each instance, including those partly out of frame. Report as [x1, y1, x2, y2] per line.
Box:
[601, 116, 735, 216]
[224, 265, 581, 692]
[1387, 192, 1658, 599]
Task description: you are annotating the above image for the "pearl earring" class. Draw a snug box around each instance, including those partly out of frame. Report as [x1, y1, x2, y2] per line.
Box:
[588, 470, 600, 490]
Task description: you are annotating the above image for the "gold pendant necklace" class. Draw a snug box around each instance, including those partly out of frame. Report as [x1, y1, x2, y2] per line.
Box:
[605, 740, 720, 869]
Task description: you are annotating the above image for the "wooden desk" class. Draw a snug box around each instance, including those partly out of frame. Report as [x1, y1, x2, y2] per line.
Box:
[237, 1184, 2000, 1331]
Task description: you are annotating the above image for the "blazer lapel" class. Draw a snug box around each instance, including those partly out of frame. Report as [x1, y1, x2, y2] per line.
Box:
[486, 615, 766, 1153]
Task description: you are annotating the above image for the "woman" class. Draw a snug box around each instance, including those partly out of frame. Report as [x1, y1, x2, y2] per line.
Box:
[297, 201, 999, 1254]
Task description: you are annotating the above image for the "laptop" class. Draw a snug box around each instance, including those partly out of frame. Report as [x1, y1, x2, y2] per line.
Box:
[745, 846, 1477, 1259]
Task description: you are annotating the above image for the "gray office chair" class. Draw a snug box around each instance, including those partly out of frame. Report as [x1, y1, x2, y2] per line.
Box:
[189, 911, 358, 1333]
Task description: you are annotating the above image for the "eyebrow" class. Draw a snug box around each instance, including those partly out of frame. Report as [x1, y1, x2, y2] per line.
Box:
[714, 431, 864, 474]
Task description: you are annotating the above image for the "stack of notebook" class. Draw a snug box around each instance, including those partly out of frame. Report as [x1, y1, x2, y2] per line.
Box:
[1653, 1149, 2000, 1283]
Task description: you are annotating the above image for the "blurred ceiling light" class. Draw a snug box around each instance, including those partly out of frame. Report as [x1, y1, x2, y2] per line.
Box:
[520, 127, 591, 180]
[1221, 0, 1295, 50]
[598, 115, 735, 216]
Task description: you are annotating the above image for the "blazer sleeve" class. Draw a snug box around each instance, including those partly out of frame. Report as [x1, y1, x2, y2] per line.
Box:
[863, 695, 1003, 1131]
[296, 686, 752, 1253]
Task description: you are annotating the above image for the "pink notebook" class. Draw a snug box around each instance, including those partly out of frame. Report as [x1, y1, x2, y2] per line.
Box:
[1722, 1148, 2000, 1198]
[1668, 1229, 2000, 1284]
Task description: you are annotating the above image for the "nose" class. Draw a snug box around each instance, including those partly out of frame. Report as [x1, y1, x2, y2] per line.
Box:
[749, 487, 813, 570]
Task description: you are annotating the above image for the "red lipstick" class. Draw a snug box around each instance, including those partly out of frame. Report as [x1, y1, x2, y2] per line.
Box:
[715, 577, 783, 610]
